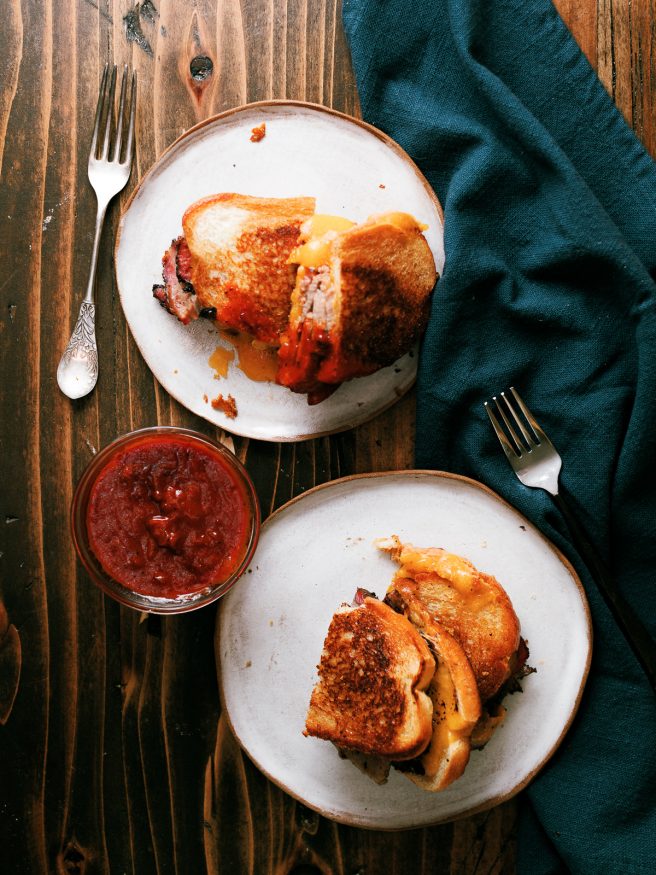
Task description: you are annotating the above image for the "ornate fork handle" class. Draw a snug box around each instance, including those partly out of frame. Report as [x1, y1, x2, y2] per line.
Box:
[58, 301, 98, 386]
[57, 198, 108, 399]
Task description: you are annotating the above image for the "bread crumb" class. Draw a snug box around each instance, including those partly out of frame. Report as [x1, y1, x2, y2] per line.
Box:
[203, 393, 208, 403]
[211, 393, 238, 418]
[379, 183, 386, 189]
[250, 122, 266, 142]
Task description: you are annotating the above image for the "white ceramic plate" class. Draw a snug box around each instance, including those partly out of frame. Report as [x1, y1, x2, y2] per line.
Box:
[115, 101, 444, 441]
[217, 471, 591, 829]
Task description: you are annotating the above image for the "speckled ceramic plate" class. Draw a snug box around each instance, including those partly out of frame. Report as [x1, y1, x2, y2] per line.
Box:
[217, 471, 592, 829]
[115, 101, 444, 441]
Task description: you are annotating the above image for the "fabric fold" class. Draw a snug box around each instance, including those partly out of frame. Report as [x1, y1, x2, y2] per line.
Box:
[343, 1, 656, 871]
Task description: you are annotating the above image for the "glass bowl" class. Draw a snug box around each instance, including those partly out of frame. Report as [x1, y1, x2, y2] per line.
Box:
[71, 426, 260, 613]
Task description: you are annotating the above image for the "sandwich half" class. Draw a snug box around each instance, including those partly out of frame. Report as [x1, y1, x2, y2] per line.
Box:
[304, 596, 435, 761]
[153, 193, 315, 344]
[276, 212, 437, 403]
[377, 536, 522, 701]
[378, 536, 533, 749]
[304, 590, 483, 791]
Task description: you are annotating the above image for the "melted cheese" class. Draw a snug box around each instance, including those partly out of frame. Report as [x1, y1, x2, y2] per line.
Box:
[288, 214, 355, 268]
[305, 214, 355, 237]
[219, 330, 278, 382]
[422, 662, 470, 773]
[288, 211, 428, 268]
[208, 345, 235, 378]
[368, 211, 428, 232]
[396, 546, 494, 613]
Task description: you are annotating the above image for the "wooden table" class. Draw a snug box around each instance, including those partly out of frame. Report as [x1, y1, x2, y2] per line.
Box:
[1, 2, 653, 872]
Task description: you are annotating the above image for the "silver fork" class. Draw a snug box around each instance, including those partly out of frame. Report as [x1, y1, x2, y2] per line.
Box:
[57, 63, 137, 399]
[486, 386, 656, 693]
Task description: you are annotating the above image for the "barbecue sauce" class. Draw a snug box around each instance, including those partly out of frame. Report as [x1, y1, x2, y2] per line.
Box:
[86, 433, 254, 598]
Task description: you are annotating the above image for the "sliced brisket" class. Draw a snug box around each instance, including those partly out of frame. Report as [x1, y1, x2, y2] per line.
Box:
[152, 237, 200, 325]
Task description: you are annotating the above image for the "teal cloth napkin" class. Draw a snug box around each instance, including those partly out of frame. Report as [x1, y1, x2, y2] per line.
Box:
[342, 1, 656, 872]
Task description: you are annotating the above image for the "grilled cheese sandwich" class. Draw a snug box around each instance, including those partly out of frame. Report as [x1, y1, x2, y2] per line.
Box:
[378, 536, 522, 701]
[278, 211, 437, 403]
[304, 597, 435, 760]
[153, 195, 437, 404]
[304, 540, 531, 792]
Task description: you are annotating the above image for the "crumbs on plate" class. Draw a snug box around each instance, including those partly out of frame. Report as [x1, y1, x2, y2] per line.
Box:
[211, 393, 238, 418]
[250, 123, 266, 142]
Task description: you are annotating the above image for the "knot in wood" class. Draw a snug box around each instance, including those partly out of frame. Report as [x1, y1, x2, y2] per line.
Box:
[190, 55, 213, 81]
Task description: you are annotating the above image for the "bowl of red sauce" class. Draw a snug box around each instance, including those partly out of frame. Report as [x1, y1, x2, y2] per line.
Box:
[71, 427, 260, 613]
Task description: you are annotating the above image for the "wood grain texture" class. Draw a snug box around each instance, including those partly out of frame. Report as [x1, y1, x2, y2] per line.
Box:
[0, 1, 653, 873]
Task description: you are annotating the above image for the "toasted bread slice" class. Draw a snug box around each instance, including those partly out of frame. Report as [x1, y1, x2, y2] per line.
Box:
[320, 214, 437, 382]
[378, 536, 521, 701]
[304, 597, 435, 760]
[182, 193, 315, 344]
[392, 589, 482, 791]
[277, 212, 437, 402]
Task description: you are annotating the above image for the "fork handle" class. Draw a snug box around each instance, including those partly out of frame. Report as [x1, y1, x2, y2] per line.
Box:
[83, 196, 110, 304]
[553, 491, 656, 694]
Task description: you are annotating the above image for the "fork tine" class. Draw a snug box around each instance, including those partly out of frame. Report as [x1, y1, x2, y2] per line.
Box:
[112, 65, 129, 162]
[100, 65, 117, 160]
[493, 395, 526, 453]
[510, 386, 555, 447]
[122, 71, 137, 166]
[501, 389, 537, 448]
[89, 63, 109, 158]
[484, 401, 520, 463]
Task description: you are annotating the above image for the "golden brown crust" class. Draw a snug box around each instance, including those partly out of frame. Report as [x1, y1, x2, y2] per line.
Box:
[398, 591, 482, 724]
[391, 590, 482, 791]
[182, 194, 315, 344]
[326, 221, 437, 376]
[379, 537, 521, 701]
[276, 214, 437, 398]
[404, 737, 472, 792]
[183, 192, 315, 224]
[304, 598, 435, 760]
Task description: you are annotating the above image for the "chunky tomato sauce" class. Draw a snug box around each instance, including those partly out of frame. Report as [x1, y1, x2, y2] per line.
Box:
[86, 434, 254, 599]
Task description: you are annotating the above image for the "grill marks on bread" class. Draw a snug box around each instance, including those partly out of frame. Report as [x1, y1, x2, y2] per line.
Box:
[331, 222, 435, 374]
[183, 194, 315, 345]
[154, 196, 437, 402]
[305, 598, 435, 760]
[278, 216, 437, 396]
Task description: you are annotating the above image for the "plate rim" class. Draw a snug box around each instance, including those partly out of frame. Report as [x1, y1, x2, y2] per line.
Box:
[114, 100, 444, 442]
[216, 469, 593, 829]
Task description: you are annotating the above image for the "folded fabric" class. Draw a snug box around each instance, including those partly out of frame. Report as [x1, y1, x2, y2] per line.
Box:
[342, 1, 656, 872]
